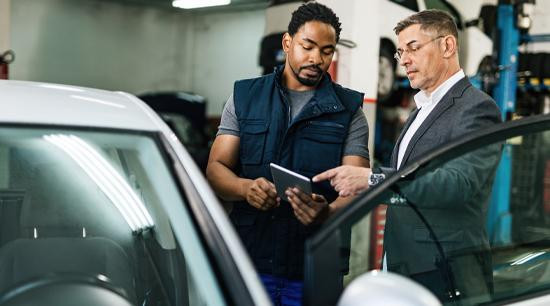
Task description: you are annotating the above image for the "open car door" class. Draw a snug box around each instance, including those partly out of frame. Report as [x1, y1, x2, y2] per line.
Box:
[304, 114, 550, 306]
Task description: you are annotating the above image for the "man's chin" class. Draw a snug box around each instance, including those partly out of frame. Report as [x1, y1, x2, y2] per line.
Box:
[408, 78, 419, 89]
[298, 77, 320, 87]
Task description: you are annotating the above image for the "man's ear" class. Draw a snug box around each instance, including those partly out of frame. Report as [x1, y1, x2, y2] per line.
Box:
[442, 35, 458, 58]
[282, 32, 292, 53]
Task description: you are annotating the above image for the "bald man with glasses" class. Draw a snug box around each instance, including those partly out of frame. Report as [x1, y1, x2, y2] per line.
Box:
[313, 9, 501, 302]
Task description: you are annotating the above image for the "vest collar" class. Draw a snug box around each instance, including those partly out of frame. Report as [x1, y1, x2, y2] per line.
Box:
[274, 65, 345, 119]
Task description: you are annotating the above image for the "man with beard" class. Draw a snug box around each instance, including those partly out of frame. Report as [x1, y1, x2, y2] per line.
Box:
[206, 2, 369, 305]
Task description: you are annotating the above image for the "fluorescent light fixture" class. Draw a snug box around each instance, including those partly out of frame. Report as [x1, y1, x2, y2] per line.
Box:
[44, 134, 154, 232]
[172, 0, 230, 9]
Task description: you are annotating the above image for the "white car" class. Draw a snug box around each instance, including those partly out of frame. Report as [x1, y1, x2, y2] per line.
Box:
[0, 80, 270, 306]
[2, 80, 549, 306]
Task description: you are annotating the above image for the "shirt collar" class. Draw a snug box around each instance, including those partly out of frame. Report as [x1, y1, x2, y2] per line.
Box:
[414, 69, 465, 109]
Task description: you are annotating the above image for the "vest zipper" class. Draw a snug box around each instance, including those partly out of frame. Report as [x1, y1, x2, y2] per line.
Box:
[275, 90, 292, 162]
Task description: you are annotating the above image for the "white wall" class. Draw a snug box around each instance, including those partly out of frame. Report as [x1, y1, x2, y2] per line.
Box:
[529, 1, 550, 52]
[189, 9, 264, 116]
[10, 0, 195, 93]
[0, 0, 9, 52]
[9, 0, 265, 116]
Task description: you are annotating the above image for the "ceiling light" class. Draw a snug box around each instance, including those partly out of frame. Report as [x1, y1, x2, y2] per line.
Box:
[172, 0, 230, 9]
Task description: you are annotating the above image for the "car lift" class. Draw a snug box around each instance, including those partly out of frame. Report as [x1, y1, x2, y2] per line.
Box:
[487, 0, 550, 245]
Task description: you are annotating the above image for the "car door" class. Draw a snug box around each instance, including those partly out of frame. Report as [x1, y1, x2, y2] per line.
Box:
[303, 114, 550, 305]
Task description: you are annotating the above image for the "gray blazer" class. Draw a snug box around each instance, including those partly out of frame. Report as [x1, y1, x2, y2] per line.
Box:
[382, 77, 502, 300]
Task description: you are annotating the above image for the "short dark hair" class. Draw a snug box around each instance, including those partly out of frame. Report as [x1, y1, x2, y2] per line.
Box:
[394, 9, 459, 46]
[288, 2, 342, 42]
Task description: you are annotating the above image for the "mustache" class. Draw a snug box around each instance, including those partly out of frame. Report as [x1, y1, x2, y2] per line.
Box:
[300, 64, 322, 73]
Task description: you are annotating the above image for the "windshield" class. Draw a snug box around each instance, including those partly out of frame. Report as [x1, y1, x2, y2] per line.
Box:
[0, 127, 219, 305]
[306, 119, 550, 305]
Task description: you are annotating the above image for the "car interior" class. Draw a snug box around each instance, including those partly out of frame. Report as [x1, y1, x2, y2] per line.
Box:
[0, 127, 205, 306]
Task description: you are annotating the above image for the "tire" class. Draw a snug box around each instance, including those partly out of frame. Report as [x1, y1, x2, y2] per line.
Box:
[377, 46, 398, 105]
[529, 53, 545, 79]
[542, 53, 550, 78]
[518, 53, 529, 75]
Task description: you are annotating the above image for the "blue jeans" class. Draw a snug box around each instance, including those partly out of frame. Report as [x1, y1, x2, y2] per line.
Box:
[260, 274, 303, 306]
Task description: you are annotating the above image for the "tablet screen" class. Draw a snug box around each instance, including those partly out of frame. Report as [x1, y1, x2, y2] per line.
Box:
[270, 163, 312, 202]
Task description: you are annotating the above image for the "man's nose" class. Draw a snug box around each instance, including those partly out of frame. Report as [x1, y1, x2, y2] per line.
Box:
[309, 50, 323, 65]
[398, 52, 411, 66]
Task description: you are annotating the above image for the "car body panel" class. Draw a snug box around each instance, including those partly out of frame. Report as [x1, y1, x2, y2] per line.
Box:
[0, 80, 160, 131]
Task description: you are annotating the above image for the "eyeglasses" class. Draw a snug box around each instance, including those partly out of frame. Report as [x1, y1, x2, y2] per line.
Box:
[394, 35, 444, 62]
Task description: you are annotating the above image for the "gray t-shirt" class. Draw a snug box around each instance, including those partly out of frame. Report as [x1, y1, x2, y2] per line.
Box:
[217, 90, 369, 159]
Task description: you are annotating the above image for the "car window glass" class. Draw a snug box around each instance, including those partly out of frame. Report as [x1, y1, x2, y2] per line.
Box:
[311, 126, 550, 305]
[160, 112, 202, 146]
[389, 0, 419, 12]
[0, 127, 224, 306]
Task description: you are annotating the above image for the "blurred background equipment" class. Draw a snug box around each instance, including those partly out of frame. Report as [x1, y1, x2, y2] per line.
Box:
[0, 50, 14, 80]
[138, 91, 211, 171]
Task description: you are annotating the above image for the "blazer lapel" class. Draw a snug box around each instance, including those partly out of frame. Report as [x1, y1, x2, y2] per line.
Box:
[399, 77, 471, 168]
[390, 108, 419, 168]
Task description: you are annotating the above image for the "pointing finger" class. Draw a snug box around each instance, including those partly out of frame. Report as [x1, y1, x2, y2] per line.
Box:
[312, 168, 337, 182]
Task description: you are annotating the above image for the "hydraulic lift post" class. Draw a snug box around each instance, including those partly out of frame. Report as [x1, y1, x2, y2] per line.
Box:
[488, 0, 538, 245]
[487, 2, 519, 246]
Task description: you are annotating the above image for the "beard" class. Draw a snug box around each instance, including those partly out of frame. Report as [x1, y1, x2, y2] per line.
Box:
[290, 63, 324, 87]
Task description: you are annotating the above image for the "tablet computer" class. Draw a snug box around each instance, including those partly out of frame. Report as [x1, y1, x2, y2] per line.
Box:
[270, 163, 312, 202]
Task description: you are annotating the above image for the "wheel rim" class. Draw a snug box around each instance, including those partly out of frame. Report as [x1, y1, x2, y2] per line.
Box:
[378, 56, 395, 97]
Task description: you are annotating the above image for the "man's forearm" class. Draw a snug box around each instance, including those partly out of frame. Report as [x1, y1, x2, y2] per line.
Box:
[327, 195, 356, 219]
[206, 161, 251, 201]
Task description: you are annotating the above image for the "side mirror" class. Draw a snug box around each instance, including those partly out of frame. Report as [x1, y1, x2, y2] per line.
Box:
[337, 271, 441, 306]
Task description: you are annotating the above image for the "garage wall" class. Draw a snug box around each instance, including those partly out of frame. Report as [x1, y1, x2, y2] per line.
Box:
[9, 0, 265, 116]
[189, 10, 265, 116]
[10, 0, 194, 93]
[529, 2, 550, 53]
[0, 0, 9, 52]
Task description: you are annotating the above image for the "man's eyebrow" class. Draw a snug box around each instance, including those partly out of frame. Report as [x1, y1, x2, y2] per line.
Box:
[397, 39, 418, 50]
[303, 37, 335, 49]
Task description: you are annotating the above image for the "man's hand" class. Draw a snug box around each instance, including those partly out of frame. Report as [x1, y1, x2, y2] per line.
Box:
[312, 166, 372, 197]
[286, 187, 329, 225]
[243, 177, 280, 210]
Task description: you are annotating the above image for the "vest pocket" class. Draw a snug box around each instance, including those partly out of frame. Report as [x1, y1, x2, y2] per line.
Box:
[298, 124, 346, 172]
[240, 120, 268, 165]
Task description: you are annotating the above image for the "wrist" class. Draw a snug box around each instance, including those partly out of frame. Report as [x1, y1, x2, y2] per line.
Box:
[368, 168, 386, 187]
[239, 178, 253, 200]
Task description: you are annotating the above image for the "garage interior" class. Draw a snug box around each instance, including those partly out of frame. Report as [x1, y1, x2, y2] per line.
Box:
[1, 0, 550, 305]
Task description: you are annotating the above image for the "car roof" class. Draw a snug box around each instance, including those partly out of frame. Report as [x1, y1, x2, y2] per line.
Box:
[0, 80, 162, 131]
